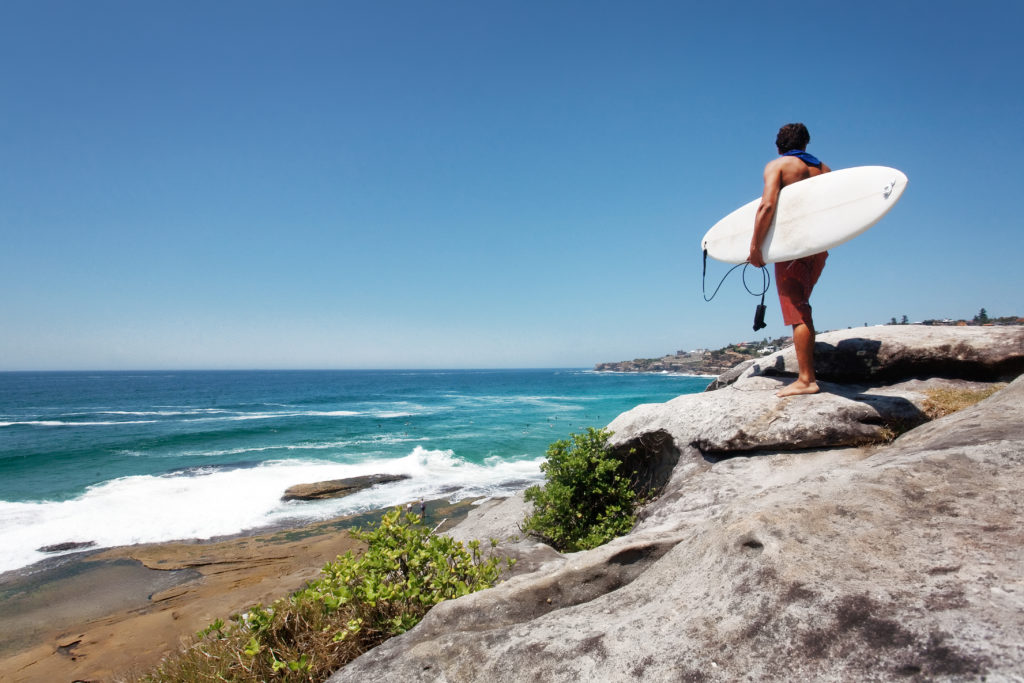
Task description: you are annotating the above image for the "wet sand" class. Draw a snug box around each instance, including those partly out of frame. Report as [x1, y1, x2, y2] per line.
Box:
[0, 501, 474, 682]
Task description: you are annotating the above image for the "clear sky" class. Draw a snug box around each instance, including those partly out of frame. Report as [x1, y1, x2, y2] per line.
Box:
[2, 1, 1022, 370]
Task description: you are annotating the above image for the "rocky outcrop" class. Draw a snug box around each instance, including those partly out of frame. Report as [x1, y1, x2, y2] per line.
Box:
[329, 326, 1024, 682]
[707, 325, 1024, 390]
[281, 474, 410, 501]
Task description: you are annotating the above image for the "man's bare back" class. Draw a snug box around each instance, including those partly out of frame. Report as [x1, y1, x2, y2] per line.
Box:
[748, 156, 832, 269]
[772, 154, 832, 185]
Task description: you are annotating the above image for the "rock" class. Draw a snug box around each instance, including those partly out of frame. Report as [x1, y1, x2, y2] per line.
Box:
[445, 496, 531, 547]
[605, 374, 993, 459]
[328, 327, 1024, 682]
[445, 495, 565, 578]
[36, 541, 97, 553]
[612, 325, 1023, 459]
[703, 358, 755, 391]
[716, 324, 1024, 388]
[4, 520, 367, 682]
[281, 474, 410, 501]
[331, 376, 1024, 682]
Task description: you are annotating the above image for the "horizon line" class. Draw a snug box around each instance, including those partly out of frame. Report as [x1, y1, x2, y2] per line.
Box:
[0, 367, 598, 374]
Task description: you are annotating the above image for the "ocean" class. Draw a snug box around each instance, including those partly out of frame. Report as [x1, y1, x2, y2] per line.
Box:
[0, 369, 708, 574]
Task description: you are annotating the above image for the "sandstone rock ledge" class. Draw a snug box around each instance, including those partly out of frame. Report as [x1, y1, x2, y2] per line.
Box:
[282, 474, 410, 501]
[330, 326, 1024, 682]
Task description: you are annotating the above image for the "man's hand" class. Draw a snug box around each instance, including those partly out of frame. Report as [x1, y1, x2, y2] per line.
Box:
[748, 246, 766, 268]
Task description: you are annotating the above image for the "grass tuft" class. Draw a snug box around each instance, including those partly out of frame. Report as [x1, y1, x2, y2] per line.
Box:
[921, 385, 1005, 420]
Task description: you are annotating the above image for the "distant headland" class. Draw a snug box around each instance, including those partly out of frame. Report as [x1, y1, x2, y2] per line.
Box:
[594, 335, 791, 375]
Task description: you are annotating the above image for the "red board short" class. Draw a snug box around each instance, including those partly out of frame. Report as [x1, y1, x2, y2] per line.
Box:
[775, 252, 828, 327]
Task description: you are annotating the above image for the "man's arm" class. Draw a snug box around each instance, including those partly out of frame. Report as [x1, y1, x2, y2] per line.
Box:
[748, 161, 783, 268]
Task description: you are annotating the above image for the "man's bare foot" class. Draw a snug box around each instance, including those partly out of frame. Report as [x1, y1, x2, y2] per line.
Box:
[776, 380, 820, 397]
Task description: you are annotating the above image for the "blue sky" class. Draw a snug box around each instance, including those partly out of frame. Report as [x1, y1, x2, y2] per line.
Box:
[2, 1, 1022, 370]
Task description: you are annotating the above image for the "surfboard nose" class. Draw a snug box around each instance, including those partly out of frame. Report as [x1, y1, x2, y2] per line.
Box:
[882, 170, 908, 199]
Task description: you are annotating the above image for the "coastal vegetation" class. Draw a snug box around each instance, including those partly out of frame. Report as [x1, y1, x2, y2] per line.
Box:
[522, 428, 640, 552]
[136, 508, 510, 683]
[876, 384, 1007, 443]
[921, 384, 1006, 419]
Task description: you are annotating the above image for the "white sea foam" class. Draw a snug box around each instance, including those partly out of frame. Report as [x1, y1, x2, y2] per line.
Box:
[0, 406, 434, 430]
[0, 419, 162, 427]
[0, 446, 544, 575]
[97, 409, 233, 417]
[178, 435, 430, 458]
[178, 444, 290, 458]
[173, 408, 420, 422]
[453, 394, 592, 405]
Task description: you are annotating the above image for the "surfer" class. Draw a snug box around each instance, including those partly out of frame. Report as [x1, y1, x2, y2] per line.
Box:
[748, 123, 831, 397]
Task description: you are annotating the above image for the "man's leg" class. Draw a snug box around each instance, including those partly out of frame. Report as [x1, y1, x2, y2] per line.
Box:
[775, 253, 826, 398]
[777, 321, 819, 397]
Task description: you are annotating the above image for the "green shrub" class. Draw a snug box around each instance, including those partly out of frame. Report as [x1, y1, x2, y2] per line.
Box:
[137, 508, 509, 683]
[305, 507, 505, 641]
[522, 427, 639, 552]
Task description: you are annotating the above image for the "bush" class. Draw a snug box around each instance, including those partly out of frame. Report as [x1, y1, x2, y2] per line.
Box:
[137, 508, 509, 683]
[522, 427, 639, 552]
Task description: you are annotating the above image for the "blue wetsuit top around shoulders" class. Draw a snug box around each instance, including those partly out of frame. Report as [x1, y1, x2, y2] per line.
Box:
[782, 149, 822, 168]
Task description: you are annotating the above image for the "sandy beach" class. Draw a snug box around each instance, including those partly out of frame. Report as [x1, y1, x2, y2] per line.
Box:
[0, 500, 475, 682]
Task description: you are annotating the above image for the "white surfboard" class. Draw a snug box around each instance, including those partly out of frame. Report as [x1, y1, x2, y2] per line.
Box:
[701, 165, 908, 264]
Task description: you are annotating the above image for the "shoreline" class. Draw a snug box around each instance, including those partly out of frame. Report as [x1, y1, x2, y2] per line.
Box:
[0, 498, 481, 682]
[0, 502, 445, 585]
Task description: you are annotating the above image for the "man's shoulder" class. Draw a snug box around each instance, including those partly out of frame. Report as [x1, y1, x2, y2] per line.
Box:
[763, 155, 805, 183]
[768, 155, 828, 185]
[765, 155, 806, 171]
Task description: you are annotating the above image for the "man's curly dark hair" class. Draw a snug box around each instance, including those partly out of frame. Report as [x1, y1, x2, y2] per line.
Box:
[776, 123, 811, 154]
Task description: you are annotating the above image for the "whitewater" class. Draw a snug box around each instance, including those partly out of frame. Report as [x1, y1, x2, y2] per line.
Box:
[0, 369, 707, 574]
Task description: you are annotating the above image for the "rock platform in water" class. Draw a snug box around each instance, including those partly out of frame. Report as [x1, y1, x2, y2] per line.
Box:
[281, 473, 411, 501]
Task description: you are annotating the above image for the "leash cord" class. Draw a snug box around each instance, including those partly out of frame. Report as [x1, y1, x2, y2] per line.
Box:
[702, 248, 771, 302]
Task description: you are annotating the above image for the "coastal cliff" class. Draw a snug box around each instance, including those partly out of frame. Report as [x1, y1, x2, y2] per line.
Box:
[331, 325, 1024, 681]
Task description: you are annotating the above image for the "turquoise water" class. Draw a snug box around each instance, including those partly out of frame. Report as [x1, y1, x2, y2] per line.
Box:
[0, 370, 708, 573]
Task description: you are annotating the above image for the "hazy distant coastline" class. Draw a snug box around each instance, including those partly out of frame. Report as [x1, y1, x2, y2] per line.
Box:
[594, 336, 791, 375]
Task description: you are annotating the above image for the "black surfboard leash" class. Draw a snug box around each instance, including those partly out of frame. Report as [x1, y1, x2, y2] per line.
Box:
[702, 248, 771, 331]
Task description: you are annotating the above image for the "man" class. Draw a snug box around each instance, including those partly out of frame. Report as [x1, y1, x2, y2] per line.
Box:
[748, 123, 831, 397]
